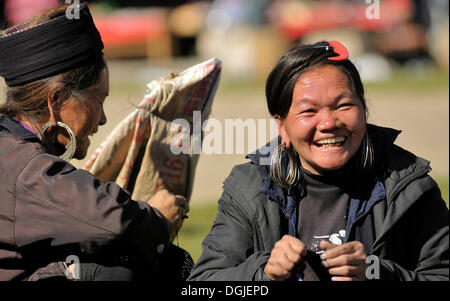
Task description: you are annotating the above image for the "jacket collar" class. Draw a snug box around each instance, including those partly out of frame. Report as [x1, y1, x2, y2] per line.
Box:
[246, 135, 299, 238]
[0, 115, 40, 141]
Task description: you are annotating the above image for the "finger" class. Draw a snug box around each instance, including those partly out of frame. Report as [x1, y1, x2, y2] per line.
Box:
[277, 253, 297, 272]
[322, 254, 364, 269]
[327, 265, 359, 277]
[266, 255, 292, 277]
[282, 235, 307, 257]
[331, 276, 358, 281]
[175, 196, 188, 212]
[284, 247, 304, 265]
[320, 240, 338, 251]
[266, 263, 291, 281]
[157, 189, 171, 197]
[321, 242, 361, 260]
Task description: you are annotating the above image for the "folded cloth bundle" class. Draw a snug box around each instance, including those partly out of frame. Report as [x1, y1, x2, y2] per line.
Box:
[84, 58, 221, 237]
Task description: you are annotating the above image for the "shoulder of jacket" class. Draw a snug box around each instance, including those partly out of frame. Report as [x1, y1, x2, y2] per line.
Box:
[383, 144, 436, 199]
[223, 162, 265, 203]
[385, 144, 431, 179]
[0, 133, 48, 178]
[0, 132, 45, 160]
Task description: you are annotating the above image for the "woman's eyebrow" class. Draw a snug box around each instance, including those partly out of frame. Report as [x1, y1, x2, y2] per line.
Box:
[295, 91, 353, 105]
[334, 91, 354, 102]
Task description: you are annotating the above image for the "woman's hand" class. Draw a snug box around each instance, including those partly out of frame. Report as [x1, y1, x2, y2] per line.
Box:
[147, 189, 188, 232]
[320, 240, 367, 281]
[264, 235, 307, 281]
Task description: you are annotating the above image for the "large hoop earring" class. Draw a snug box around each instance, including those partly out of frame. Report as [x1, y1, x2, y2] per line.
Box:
[270, 143, 301, 188]
[361, 132, 374, 171]
[39, 121, 76, 161]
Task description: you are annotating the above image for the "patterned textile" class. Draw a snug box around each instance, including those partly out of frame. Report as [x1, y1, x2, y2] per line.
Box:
[84, 58, 222, 238]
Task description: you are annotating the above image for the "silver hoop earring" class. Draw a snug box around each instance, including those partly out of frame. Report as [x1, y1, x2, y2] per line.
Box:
[361, 133, 374, 171]
[39, 121, 76, 161]
[270, 143, 300, 188]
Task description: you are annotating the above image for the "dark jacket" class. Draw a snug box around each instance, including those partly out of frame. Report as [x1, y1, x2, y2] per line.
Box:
[0, 115, 169, 281]
[188, 124, 449, 281]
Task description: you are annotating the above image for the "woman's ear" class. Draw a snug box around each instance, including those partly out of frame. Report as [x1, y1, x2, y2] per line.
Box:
[274, 115, 291, 148]
[46, 84, 62, 127]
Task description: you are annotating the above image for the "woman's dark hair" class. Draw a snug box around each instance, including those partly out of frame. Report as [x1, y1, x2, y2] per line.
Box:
[265, 41, 366, 119]
[0, 4, 107, 127]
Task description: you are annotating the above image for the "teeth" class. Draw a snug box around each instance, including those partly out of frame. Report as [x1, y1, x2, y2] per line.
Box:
[320, 143, 342, 148]
[316, 136, 346, 145]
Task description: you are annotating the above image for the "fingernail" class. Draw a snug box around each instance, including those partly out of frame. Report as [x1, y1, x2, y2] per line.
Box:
[320, 253, 327, 260]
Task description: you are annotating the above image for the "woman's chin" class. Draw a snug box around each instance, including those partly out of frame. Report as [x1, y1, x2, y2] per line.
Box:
[308, 159, 348, 175]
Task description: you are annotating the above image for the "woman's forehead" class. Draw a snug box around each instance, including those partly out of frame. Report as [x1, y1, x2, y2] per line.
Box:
[86, 69, 109, 96]
[293, 66, 352, 99]
[297, 65, 350, 87]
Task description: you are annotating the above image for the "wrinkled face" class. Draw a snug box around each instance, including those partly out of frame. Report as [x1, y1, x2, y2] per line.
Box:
[58, 68, 109, 159]
[277, 65, 366, 175]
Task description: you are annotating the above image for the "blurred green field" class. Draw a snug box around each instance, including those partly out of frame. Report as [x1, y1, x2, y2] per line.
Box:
[178, 177, 449, 263]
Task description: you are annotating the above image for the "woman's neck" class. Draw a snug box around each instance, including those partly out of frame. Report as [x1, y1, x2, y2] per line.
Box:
[300, 158, 372, 200]
[13, 117, 39, 136]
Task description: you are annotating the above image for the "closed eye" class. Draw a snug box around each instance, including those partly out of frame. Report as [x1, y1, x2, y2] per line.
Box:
[338, 103, 354, 110]
[301, 109, 316, 114]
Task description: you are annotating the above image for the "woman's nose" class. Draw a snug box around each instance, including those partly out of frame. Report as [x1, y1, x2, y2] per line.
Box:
[317, 115, 337, 131]
[99, 109, 107, 126]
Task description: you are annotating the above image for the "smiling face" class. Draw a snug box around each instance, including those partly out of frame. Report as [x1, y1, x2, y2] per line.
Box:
[57, 68, 109, 159]
[277, 65, 366, 175]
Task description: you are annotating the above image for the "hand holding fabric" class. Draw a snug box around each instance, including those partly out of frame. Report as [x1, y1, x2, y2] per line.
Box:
[147, 189, 188, 235]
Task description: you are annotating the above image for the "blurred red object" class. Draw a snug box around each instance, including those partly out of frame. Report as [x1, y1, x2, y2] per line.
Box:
[93, 11, 169, 48]
[5, 0, 59, 25]
[271, 0, 412, 40]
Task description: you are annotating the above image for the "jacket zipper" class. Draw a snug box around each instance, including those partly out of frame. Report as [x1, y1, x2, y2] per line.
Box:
[386, 166, 431, 204]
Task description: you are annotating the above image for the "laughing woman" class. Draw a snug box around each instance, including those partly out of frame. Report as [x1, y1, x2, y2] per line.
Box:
[188, 41, 449, 281]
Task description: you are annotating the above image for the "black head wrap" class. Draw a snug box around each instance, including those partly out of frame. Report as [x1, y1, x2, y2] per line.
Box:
[0, 2, 104, 87]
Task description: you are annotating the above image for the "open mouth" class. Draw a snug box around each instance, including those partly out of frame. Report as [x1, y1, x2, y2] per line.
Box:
[314, 136, 346, 148]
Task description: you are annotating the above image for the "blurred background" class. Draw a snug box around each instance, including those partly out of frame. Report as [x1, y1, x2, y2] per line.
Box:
[1, 0, 448, 261]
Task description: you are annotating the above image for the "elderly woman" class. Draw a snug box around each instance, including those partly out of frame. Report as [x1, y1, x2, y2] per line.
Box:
[188, 41, 449, 281]
[0, 3, 188, 281]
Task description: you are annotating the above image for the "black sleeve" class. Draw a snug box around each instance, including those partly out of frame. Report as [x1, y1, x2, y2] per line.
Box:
[14, 153, 169, 261]
[188, 191, 270, 281]
[377, 185, 449, 281]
